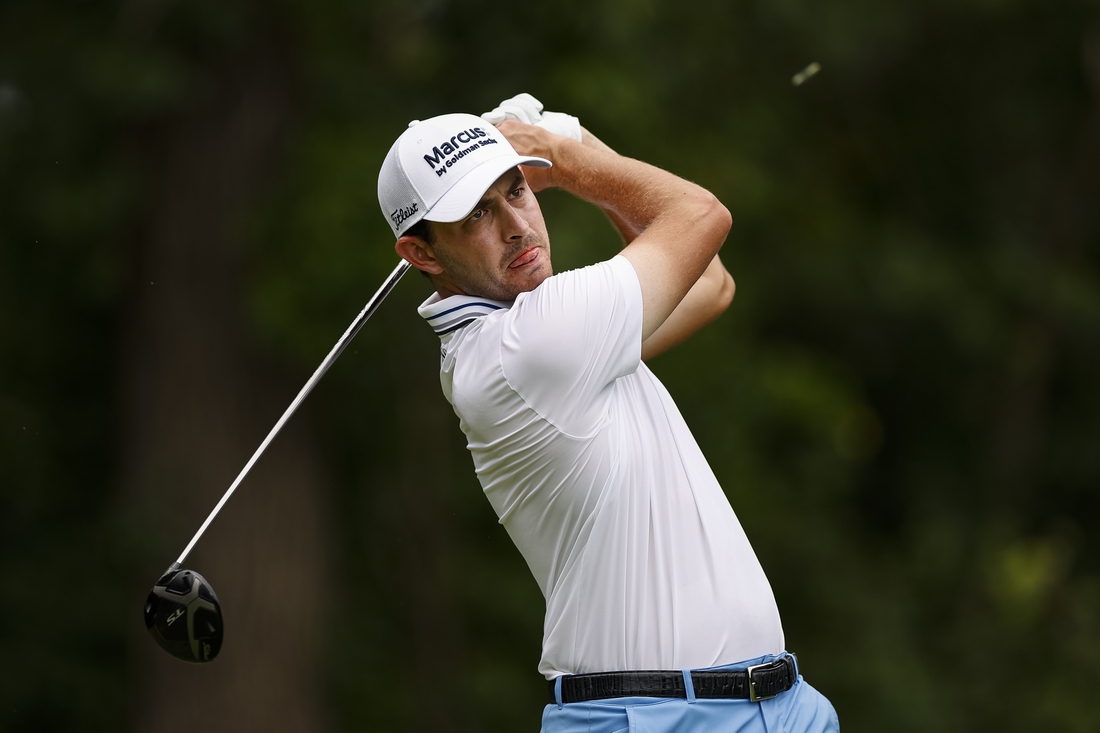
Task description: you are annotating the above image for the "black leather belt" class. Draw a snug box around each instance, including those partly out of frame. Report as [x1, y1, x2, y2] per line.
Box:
[549, 655, 796, 704]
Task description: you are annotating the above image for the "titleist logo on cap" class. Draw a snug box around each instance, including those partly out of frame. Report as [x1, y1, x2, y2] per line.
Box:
[390, 203, 419, 227]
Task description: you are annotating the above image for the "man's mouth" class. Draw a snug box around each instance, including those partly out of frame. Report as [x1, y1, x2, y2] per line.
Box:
[508, 247, 540, 269]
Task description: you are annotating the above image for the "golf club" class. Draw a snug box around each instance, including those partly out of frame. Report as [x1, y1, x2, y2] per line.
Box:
[145, 258, 412, 663]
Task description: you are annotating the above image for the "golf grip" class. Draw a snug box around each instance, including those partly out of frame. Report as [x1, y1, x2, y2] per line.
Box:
[175, 259, 413, 565]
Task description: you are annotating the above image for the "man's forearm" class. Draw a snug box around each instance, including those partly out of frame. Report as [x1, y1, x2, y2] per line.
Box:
[545, 137, 706, 235]
[641, 256, 735, 360]
[578, 129, 734, 359]
[578, 128, 641, 245]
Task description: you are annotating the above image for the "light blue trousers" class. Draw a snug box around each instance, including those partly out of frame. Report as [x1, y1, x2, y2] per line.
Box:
[541, 654, 839, 733]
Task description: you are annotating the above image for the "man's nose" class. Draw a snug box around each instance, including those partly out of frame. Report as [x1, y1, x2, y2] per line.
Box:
[502, 203, 530, 240]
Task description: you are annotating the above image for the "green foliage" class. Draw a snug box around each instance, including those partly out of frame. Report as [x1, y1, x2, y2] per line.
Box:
[2, 0, 1099, 730]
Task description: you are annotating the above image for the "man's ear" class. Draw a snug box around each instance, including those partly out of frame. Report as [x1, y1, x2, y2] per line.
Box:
[395, 235, 444, 275]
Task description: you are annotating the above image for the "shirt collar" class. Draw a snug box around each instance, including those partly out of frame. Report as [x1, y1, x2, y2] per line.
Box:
[417, 292, 512, 336]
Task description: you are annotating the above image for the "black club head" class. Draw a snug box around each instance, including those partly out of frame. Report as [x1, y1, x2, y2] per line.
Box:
[145, 563, 224, 663]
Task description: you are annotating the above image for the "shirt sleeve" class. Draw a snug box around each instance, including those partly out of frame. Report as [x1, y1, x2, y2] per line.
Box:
[499, 255, 644, 437]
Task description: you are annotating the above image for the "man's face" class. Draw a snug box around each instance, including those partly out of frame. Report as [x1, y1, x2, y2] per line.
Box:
[424, 168, 552, 301]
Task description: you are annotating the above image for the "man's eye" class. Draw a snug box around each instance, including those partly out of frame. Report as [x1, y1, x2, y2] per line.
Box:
[510, 187, 524, 198]
[469, 210, 485, 221]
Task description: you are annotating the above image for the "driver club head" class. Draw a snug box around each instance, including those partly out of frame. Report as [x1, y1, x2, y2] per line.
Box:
[144, 563, 224, 663]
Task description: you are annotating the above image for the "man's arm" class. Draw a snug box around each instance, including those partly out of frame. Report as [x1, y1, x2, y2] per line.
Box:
[640, 256, 735, 360]
[499, 121, 733, 349]
[572, 129, 735, 360]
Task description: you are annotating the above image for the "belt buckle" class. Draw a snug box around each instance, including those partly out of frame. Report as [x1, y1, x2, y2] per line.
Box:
[746, 662, 778, 702]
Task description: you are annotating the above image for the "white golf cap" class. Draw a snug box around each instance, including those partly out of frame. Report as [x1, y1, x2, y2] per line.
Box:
[377, 112, 551, 238]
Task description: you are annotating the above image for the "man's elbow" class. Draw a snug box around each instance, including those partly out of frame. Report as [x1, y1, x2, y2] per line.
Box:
[701, 259, 736, 317]
[716, 270, 736, 313]
[700, 195, 733, 251]
[707, 201, 734, 311]
[715, 201, 733, 242]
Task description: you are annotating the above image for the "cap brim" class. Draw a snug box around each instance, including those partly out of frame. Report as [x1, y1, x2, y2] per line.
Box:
[424, 155, 552, 223]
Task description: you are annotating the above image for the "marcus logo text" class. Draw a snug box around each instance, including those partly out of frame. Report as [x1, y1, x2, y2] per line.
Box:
[423, 127, 497, 176]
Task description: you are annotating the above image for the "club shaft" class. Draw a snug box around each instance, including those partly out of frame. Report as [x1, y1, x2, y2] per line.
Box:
[175, 259, 412, 565]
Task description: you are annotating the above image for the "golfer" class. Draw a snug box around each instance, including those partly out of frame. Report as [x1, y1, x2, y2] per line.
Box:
[378, 96, 839, 733]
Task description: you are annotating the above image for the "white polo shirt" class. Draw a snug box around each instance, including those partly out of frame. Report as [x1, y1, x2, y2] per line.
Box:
[418, 255, 784, 678]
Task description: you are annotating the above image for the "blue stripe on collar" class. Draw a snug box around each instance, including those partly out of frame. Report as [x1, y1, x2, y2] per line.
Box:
[425, 300, 503, 322]
[418, 294, 511, 336]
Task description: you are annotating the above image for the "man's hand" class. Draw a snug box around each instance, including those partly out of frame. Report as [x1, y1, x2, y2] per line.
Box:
[495, 119, 562, 192]
[495, 120, 621, 193]
[485, 93, 584, 192]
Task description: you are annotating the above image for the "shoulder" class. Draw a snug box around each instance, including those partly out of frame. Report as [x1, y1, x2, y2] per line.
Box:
[507, 255, 641, 330]
[498, 256, 644, 399]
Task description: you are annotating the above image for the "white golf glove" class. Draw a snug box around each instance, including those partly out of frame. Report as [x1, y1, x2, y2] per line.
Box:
[482, 92, 544, 125]
[482, 93, 582, 142]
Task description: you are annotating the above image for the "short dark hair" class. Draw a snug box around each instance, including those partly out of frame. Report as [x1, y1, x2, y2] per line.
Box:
[405, 218, 434, 245]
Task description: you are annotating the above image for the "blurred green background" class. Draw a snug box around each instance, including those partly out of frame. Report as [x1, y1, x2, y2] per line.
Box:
[3, 0, 1099, 730]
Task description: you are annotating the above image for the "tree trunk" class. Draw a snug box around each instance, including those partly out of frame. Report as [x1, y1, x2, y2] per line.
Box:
[122, 54, 331, 733]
